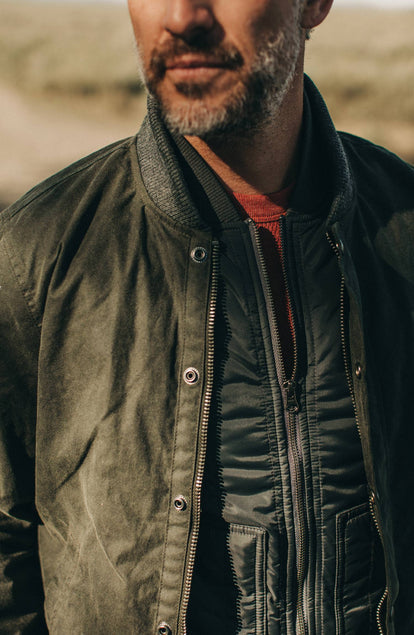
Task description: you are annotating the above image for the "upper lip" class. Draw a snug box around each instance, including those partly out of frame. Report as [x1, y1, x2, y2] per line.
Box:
[165, 55, 227, 69]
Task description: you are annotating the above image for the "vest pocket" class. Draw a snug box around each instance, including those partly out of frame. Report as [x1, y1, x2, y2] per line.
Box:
[228, 523, 267, 635]
[334, 502, 386, 635]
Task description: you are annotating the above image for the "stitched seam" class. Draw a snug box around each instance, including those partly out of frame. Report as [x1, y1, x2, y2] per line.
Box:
[368, 512, 376, 633]
[334, 504, 370, 634]
[297, 222, 325, 635]
[334, 514, 344, 635]
[230, 523, 266, 536]
[228, 524, 266, 635]
[236, 230, 285, 536]
[154, 235, 192, 628]
[1, 235, 41, 329]
[257, 531, 267, 635]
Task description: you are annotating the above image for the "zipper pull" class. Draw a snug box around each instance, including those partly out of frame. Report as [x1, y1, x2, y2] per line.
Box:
[283, 380, 300, 413]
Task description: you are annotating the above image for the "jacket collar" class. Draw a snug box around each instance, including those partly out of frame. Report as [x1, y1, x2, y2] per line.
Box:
[292, 76, 355, 227]
[135, 75, 355, 232]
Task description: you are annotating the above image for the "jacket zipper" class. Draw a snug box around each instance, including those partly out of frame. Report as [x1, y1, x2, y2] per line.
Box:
[247, 219, 308, 635]
[326, 231, 389, 635]
[179, 241, 219, 635]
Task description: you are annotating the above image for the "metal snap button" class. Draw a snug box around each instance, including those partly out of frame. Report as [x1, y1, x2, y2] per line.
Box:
[183, 367, 200, 385]
[355, 363, 362, 379]
[173, 495, 188, 512]
[157, 622, 172, 635]
[191, 247, 208, 263]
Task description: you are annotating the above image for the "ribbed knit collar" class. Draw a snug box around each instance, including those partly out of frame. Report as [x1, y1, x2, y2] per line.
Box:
[135, 75, 355, 232]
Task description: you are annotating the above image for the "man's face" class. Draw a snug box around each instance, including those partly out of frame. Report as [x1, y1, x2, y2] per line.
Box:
[128, 0, 305, 138]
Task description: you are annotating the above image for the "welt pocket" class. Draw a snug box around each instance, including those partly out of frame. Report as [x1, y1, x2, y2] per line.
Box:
[334, 503, 385, 635]
[228, 523, 267, 635]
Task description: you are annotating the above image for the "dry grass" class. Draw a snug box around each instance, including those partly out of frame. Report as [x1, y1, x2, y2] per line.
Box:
[0, 1, 413, 204]
[0, 1, 139, 96]
[306, 7, 414, 159]
[307, 8, 414, 123]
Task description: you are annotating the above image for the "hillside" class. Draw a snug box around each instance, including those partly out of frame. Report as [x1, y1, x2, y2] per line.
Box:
[1, 1, 413, 205]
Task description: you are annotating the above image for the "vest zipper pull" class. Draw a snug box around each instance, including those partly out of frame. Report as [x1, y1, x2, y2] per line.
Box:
[283, 380, 300, 413]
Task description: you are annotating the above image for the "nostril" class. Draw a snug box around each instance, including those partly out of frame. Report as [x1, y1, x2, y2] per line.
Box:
[164, 1, 215, 38]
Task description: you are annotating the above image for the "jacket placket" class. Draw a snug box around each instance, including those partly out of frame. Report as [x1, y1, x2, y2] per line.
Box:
[155, 234, 218, 635]
[327, 221, 390, 635]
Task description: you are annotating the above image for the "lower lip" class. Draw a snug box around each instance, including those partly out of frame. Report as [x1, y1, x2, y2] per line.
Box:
[166, 66, 227, 82]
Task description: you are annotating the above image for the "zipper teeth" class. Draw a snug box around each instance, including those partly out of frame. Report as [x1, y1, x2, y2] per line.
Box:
[179, 242, 219, 635]
[326, 231, 389, 635]
[248, 220, 297, 383]
[279, 217, 307, 635]
[287, 410, 308, 635]
[339, 275, 363, 438]
[375, 580, 388, 634]
[280, 216, 299, 381]
[248, 219, 307, 635]
[369, 491, 388, 635]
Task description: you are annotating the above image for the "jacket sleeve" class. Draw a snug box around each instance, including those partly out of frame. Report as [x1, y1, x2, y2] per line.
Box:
[0, 227, 47, 633]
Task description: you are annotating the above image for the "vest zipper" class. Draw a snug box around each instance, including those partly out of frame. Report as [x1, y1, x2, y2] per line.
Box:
[326, 231, 389, 635]
[247, 219, 308, 635]
[370, 492, 388, 635]
[179, 241, 219, 635]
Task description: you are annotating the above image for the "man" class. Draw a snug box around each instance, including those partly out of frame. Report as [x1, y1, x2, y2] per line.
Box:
[0, 0, 413, 633]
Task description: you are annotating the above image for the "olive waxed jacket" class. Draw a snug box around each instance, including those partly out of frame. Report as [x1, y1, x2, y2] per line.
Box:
[0, 77, 413, 634]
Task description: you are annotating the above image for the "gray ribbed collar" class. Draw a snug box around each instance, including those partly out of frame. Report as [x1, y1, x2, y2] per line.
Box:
[136, 96, 236, 230]
[135, 75, 355, 231]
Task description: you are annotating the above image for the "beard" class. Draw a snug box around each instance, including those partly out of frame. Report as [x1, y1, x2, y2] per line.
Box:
[136, 8, 303, 139]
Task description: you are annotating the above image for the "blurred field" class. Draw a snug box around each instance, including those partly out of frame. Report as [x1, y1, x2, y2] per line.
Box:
[0, 0, 413, 206]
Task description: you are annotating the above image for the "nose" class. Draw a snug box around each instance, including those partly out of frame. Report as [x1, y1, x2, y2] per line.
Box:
[163, 0, 215, 42]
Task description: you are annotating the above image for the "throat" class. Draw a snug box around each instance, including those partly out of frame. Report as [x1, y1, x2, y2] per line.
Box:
[185, 115, 302, 195]
[184, 78, 304, 194]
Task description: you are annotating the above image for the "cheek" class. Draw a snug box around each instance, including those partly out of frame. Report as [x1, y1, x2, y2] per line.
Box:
[128, 2, 145, 40]
[127, 2, 161, 57]
[215, 1, 286, 55]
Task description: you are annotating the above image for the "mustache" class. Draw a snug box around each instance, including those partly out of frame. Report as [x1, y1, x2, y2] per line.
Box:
[149, 39, 244, 79]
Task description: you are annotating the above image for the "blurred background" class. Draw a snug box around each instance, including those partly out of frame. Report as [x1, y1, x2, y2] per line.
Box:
[1, 0, 413, 208]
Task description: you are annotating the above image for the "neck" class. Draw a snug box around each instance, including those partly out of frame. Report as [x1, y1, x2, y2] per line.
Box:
[185, 71, 304, 195]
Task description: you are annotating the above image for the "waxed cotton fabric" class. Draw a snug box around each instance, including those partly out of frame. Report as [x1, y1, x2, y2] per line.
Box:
[0, 77, 413, 634]
[0, 139, 215, 632]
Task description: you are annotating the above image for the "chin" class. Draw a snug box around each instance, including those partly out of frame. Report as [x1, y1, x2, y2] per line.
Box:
[160, 99, 230, 137]
[156, 86, 263, 138]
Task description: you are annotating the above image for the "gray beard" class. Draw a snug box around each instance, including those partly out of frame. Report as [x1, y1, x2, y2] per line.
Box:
[162, 35, 302, 139]
[136, 7, 303, 139]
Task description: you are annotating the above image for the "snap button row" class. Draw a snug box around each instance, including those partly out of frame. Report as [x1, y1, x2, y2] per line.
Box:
[183, 367, 200, 385]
